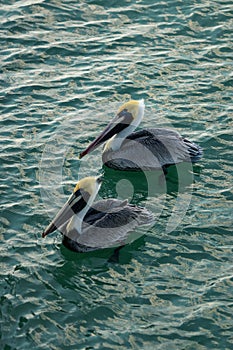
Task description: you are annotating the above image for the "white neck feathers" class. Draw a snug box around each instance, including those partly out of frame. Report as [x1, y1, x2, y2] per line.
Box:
[104, 99, 145, 152]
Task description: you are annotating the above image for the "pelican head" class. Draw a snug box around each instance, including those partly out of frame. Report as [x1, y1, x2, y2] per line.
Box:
[42, 176, 103, 237]
[79, 99, 145, 158]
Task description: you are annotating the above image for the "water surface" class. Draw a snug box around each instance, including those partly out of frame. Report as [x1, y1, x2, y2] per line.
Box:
[1, 0, 233, 349]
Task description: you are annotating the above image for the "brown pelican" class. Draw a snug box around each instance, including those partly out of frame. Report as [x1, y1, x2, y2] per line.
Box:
[79, 99, 202, 171]
[42, 176, 154, 252]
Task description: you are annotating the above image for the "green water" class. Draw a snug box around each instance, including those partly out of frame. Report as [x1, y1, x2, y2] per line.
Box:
[1, 0, 233, 349]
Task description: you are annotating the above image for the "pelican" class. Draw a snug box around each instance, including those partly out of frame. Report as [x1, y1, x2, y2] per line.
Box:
[79, 99, 202, 171]
[42, 176, 154, 252]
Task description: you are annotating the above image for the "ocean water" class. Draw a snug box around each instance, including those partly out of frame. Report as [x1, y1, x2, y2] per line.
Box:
[1, 0, 233, 349]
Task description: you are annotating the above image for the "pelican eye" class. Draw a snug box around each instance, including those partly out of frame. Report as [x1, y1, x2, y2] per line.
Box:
[118, 109, 134, 125]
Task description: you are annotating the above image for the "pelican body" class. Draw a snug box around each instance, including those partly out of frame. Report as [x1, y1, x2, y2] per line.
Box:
[42, 176, 154, 252]
[79, 100, 202, 171]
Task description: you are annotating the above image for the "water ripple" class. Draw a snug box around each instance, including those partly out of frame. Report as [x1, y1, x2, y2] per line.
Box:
[1, 0, 233, 349]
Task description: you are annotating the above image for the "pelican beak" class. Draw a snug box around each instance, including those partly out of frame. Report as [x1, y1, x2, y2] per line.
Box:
[42, 190, 87, 237]
[79, 109, 134, 159]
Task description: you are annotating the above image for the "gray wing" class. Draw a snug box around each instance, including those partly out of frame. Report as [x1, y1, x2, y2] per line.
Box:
[77, 199, 154, 248]
[104, 128, 195, 169]
[128, 128, 191, 166]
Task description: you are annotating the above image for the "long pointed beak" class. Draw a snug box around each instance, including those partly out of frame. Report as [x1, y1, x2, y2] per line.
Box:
[42, 191, 87, 237]
[79, 121, 115, 159]
[79, 110, 133, 159]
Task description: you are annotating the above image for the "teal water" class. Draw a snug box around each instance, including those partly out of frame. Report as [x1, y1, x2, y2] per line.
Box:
[1, 0, 233, 349]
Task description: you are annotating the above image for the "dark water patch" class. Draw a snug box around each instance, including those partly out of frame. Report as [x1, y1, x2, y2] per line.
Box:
[1, 0, 233, 348]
